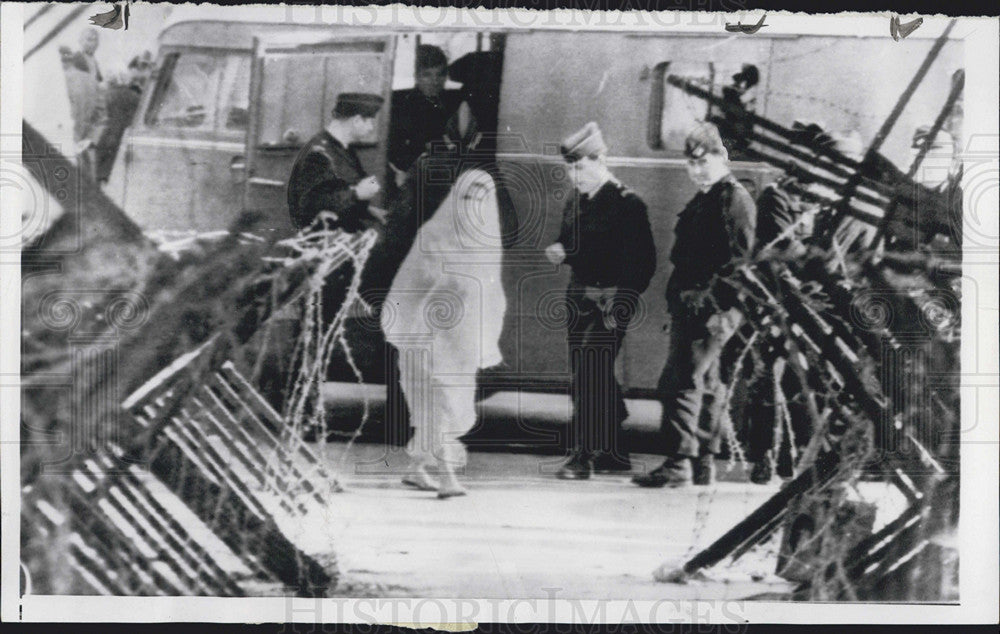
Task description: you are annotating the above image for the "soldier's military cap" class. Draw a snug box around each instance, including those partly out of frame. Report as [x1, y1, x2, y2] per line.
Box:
[333, 93, 385, 119]
[683, 122, 726, 159]
[561, 121, 608, 162]
[912, 125, 953, 150]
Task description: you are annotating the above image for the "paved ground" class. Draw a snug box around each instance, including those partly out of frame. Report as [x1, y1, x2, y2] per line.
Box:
[301, 443, 907, 600]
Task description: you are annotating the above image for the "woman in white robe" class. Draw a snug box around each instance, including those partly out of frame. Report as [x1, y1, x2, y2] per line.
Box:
[381, 162, 507, 498]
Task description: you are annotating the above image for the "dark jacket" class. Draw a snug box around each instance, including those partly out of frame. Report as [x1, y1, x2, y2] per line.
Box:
[387, 88, 461, 172]
[754, 178, 799, 252]
[286, 131, 375, 232]
[557, 180, 657, 295]
[666, 174, 756, 313]
[96, 83, 142, 182]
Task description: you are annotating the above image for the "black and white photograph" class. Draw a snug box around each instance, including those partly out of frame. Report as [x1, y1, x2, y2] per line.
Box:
[2, 1, 998, 625]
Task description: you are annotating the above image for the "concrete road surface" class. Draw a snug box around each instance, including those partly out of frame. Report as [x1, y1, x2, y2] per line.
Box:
[304, 443, 903, 600]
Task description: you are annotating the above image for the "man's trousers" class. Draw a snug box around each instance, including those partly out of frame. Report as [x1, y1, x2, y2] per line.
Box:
[657, 309, 737, 458]
[565, 284, 630, 459]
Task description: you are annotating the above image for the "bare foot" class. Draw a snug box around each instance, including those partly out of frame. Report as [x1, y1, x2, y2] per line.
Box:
[435, 460, 467, 499]
[437, 485, 467, 499]
[402, 465, 439, 491]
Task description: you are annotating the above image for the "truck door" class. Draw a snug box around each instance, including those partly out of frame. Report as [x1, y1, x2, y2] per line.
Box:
[116, 48, 252, 233]
[243, 34, 395, 234]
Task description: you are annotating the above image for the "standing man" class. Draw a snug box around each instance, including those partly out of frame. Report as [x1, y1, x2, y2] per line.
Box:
[387, 45, 461, 184]
[633, 122, 756, 488]
[742, 171, 813, 484]
[894, 125, 963, 250]
[545, 122, 657, 480]
[96, 54, 153, 184]
[60, 28, 106, 182]
[287, 92, 386, 337]
[287, 92, 385, 233]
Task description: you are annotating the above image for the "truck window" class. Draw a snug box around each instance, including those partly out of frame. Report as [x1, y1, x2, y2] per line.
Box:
[648, 61, 714, 153]
[220, 54, 251, 131]
[255, 43, 387, 147]
[144, 50, 250, 133]
[144, 52, 223, 130]
[649, 60, 765, 159]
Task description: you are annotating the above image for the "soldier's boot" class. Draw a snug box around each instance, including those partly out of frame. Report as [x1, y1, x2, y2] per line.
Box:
[631, 456, 691, 488]
[691, 453, 716, 486]
[750, 450, 775, 485]
[556, 451, 593, 480]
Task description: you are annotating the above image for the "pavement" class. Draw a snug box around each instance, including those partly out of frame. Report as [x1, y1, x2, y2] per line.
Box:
[310, 386, 909, 600]
[307, 443, 908, 600]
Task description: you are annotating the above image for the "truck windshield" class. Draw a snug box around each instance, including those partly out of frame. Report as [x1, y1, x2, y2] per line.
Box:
[144, 50, 251, 133]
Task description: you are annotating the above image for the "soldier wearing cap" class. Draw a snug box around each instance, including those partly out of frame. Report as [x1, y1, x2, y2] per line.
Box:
[633, 122, 756, 488]
[545, 122, 657, 480]
[285, 92, 386, 377]
[287, 92, 385, 233]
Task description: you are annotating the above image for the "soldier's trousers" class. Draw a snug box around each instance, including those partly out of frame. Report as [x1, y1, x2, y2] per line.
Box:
[566, 287, 629, 458]
[744, 346, 813, 475]
[657, 309, 734, 458]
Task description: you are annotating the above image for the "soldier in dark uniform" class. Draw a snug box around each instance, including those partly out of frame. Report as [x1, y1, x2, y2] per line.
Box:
[545, 122, 657, 480]
[387, 45, 462, 181]
[894, 125, 963, 251]
[287, 92, 385, 233]
[740, 173, 815, 484]
[286, 92, 386, 341]
[633, 122, 756, 488]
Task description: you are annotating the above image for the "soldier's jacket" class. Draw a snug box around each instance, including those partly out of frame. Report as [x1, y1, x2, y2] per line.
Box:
[556, 180, 657, 295]
[286, 131, 377, 232]
[387, 88, 462, 172]
[755, 178, 801, 251]
[666, 174, 756, 313]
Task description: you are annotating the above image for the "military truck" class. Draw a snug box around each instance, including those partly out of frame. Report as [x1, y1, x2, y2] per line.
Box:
[104, 6, 963, 394]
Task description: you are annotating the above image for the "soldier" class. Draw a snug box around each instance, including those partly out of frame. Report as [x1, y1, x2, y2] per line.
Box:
[742, 171, 813, 484]
[287, 92, 385, 233]
[286, 93, 386, 346]
[633, 122, 756, 488]
[545, 122, 657, 480]
[387, 45, 462, 182]
[742, 129, 864, 484]
[895, 125, 963, 251]
[61, 28, 106, 182]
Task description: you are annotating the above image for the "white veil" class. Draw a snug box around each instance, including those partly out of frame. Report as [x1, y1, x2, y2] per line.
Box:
[382, 167, 506, 374]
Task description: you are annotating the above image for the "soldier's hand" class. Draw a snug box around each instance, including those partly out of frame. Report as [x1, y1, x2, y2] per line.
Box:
[367, 205, 388, 225]
[544, 242, 566, 265]
[389, 163, 408, 188]
[354, 176, 380, 201]
[597, 286, 617, 308]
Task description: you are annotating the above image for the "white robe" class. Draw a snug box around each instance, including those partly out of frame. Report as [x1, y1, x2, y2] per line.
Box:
[382, 168, 506, 467]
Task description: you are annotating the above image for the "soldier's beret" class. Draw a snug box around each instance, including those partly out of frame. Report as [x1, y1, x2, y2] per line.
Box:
[561, 121, 607, 162]
[333, 93, 384, 119]
[683, 122, 726, 159]
[912, 125, 953, 150]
